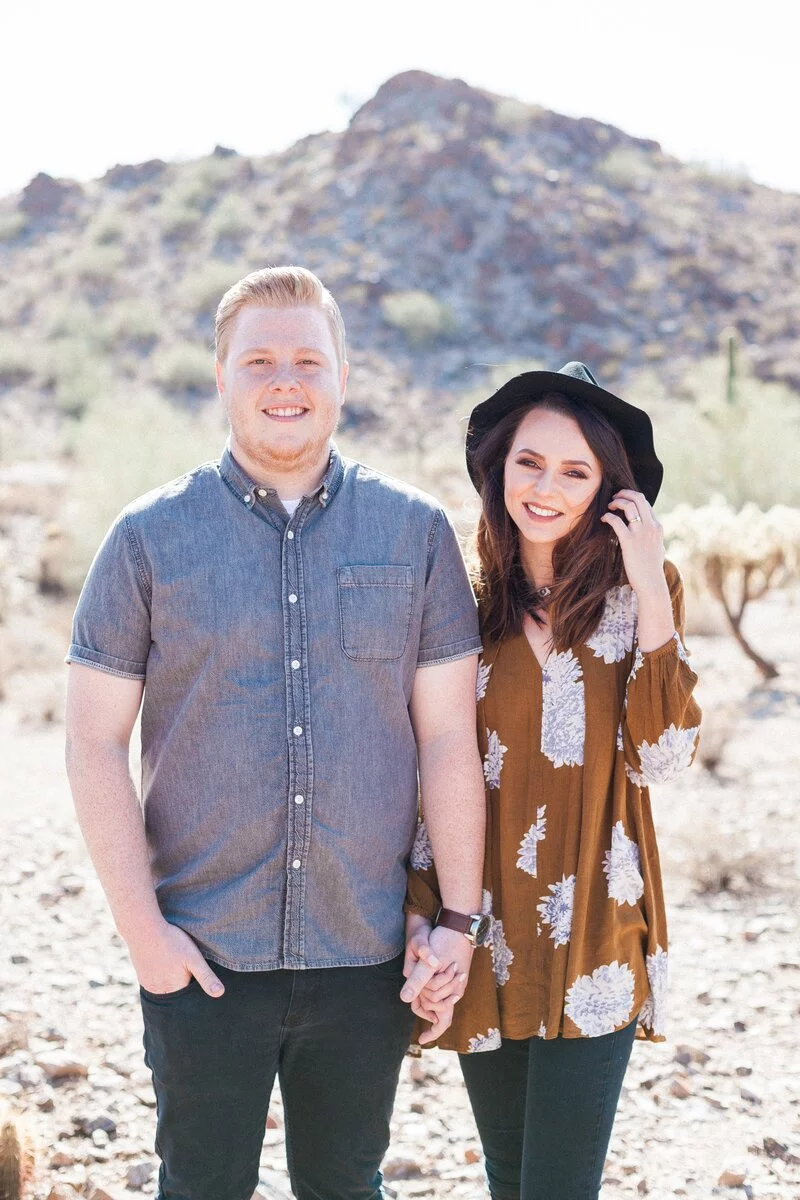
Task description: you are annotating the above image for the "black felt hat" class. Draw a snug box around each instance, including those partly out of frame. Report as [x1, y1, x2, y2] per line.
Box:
[465, 361, 663, 504]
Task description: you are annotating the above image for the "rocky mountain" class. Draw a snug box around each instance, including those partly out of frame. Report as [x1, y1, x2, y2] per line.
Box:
[1, 69, 799, 440]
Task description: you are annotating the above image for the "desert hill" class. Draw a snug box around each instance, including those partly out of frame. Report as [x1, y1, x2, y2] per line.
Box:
[1, 68, 799, 443]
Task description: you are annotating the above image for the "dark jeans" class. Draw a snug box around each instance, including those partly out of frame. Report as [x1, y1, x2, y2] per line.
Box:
[140, 956, 414, 1200]
[459, 1021, 637, 1200]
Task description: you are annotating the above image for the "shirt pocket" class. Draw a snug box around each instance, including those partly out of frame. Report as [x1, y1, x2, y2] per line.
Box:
[337, 565, 414, 661]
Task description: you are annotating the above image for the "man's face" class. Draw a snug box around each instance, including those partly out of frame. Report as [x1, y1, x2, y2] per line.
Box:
[215, 304, 348, 483]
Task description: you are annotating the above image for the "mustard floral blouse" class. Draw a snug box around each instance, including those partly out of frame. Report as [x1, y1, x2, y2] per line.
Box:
[406, 562, 701, 1053]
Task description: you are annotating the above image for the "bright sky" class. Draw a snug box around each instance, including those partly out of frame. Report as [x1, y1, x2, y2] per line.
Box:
[3, 0, 797, 200]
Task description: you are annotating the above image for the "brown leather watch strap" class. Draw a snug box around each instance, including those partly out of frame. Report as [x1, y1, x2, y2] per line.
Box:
[435, 907, 473, 934]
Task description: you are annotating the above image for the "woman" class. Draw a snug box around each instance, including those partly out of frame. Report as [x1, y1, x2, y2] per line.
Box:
[406, 362, 701, 1200]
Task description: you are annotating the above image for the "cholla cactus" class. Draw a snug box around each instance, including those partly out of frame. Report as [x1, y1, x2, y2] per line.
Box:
[0, 1110, 35, 1200]
[664, 499, 800, 679]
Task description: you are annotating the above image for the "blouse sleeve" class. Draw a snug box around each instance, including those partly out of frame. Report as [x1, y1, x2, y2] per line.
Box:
[621, 561, 702, 788]
[404, 818, 442, 922]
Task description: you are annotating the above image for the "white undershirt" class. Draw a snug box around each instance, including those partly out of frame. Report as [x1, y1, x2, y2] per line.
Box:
[281, 497, 301, 517]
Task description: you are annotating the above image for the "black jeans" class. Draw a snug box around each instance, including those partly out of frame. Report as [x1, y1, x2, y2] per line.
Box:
[459, 1021, 637, 1200]
[140, 956, 414, 1200]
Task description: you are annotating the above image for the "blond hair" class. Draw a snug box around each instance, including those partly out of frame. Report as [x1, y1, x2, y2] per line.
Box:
[215, 265, 347, 366]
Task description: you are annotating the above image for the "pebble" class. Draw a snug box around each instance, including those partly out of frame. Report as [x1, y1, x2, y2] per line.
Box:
[718, 1169, 747, 1186]
[36, 1049, 89, 1079]
[126, 1161, 155, 1188]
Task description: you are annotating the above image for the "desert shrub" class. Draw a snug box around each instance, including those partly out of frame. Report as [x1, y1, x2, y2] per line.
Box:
[91, 212, 125, 244]
[0, 211, 26, 242]
[494, 97, 542, 132]
[629, 351, 800, 511]
[596, 146, 654, 190]
[664, 499, 800, 679]
[0, 336, 33, 387]
[159, 200, 204, 241]
[104, 298, 162, 350]
[64, 244, 126, 286]
[152, 342, 213, 397]
[209, 194, 254, 242]
[44, 337, 112, 416]
[380, 290, 457, 345]
[43, 298, 112, 352]
[179, 262, 248, 316]
[62, 389, 226, 589]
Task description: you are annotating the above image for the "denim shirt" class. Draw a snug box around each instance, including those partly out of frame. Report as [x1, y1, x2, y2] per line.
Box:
[67, 446, 481, 970]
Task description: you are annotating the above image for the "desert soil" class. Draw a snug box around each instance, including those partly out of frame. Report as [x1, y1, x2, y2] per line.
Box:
[1, 594, 799, 1200]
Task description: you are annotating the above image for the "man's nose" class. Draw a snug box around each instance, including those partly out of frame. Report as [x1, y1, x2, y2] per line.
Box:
[268, 368, 298, 391]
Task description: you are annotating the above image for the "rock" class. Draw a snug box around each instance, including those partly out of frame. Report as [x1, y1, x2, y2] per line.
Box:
[637, 1181, 649, 1195]
[91, 1128, 109, 1147]
[10, 954, 30, 964]
[126, 1161, 155, 1188]
[266, 1111, 280, 1130]
[0, 1021, 28, 1055]
[464, 1148, 481, 1164]
[739, 1087, 761, 1103]
[718, 1170, 747, 1186]
[762, 1136, 800, 1164]
[87, 1185, 125, 1200]
[58, 875, 85, 895]
[50, 1149, 77, 1167]
[20, 173, 80, 218]
[47, 1189, 72, 1200]
[383, 1158, 425, 1180]
[669, 1077, 693, 1099]
[36, 1049, 89, 1079]
[73, 1114, 117, 1138]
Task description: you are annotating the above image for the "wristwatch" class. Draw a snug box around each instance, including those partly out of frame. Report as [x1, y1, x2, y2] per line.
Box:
[435, 907, 491, 948]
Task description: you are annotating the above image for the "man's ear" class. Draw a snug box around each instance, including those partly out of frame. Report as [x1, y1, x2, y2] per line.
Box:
[215, 358, 225, 400]
[340, 360, 349, 404]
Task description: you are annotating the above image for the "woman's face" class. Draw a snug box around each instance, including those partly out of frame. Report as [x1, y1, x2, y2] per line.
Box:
[504, 407, 602, 549]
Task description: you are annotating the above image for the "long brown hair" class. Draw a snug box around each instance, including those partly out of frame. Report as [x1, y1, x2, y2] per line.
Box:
[473, 392, 638, 651]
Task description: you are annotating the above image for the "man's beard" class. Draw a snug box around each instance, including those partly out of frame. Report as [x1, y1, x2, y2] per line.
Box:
[236, 427, 333, 478]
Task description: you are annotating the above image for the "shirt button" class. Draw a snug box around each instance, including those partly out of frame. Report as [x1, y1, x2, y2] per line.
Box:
[289, 594, 298, 604]
[291, 660, 300, 670]
[243, 494, 251, 503]
[286, 530, 295, 539]
[293, 725, 303, 736]
[292, 859, 301, 869]
[294, 794, 304, 805]
[257, 488, 267, 497]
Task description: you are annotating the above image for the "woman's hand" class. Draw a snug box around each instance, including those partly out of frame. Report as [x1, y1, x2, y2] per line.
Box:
[600, 490, 666, 595]
[600, 489, 675, 652]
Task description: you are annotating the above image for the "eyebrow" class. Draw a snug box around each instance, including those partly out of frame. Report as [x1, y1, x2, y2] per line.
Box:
[515, 447, 594, 469]
[237, 346, 329, 361]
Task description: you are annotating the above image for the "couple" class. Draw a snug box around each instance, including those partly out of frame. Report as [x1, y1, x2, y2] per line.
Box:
[65, 266, 701, 1200]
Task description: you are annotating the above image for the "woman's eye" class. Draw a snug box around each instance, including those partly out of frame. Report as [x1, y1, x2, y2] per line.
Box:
[518, 458, 540, 469]
[566, 471, 588, 479]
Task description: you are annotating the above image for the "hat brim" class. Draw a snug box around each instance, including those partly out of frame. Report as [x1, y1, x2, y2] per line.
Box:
[465, 371, 663, 505]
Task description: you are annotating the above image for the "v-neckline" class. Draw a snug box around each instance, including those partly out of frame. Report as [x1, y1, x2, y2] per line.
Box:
[521, 617, 553, 672]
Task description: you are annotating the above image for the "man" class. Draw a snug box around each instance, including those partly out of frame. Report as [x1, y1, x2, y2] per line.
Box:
[65, 266, 485, 1200]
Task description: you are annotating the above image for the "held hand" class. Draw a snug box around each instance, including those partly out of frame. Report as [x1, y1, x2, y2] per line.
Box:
[401, 914, 440, 1003]
[127, 920, 225, 998]
[600, 490, 667, 597]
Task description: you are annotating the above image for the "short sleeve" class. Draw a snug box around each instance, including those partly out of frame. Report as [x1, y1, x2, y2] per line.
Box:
[66, 513, 152, 680]
[416, 510, 482, 666]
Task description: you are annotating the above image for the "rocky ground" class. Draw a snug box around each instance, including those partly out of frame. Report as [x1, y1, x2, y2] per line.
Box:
[1, 594, 799, 1200]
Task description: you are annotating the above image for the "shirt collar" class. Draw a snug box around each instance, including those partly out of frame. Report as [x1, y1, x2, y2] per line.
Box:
[218, 443, 344, 512]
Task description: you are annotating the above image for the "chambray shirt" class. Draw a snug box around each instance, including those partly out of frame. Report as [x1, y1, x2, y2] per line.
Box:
[67, 446, 481, 970]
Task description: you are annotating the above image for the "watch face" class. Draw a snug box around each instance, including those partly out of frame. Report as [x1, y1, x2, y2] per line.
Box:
[472, 914, 492, 947]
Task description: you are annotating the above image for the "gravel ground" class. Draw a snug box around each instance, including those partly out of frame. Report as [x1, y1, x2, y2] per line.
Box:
[1, 594, 799, 1200]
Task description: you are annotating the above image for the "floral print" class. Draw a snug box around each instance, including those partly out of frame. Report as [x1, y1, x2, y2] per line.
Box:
[409, 820, 433, 870]
[586, 585, 638, 663]
[537, 874, 576, 948]
[638, 946, 668, 1038]
[626, 723, 700, 787]
[603, 821, 644, 906]
[476, 658, 492, 701]
[565, 961, 636, 1037]
[481, 890, 514, 986]
[468, 1028, 502, 1053]
[483, 728, 508, 789]
[541, 650, 585, 768]
[516, 806, 547, 877]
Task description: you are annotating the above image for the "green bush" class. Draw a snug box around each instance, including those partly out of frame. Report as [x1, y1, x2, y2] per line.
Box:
[209, 194, 253, 242]
[104, 299, 162, 350]
[0, 211, 26, 242]
[62, 389, 227, 590]
[597, 146, 654, 190]
[152, 342, 213, 396]
[65, 244, 126, 286]
[179, 262, 248, 316]
[380, 290, 458, 345]
[0, 335, 33, 386]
